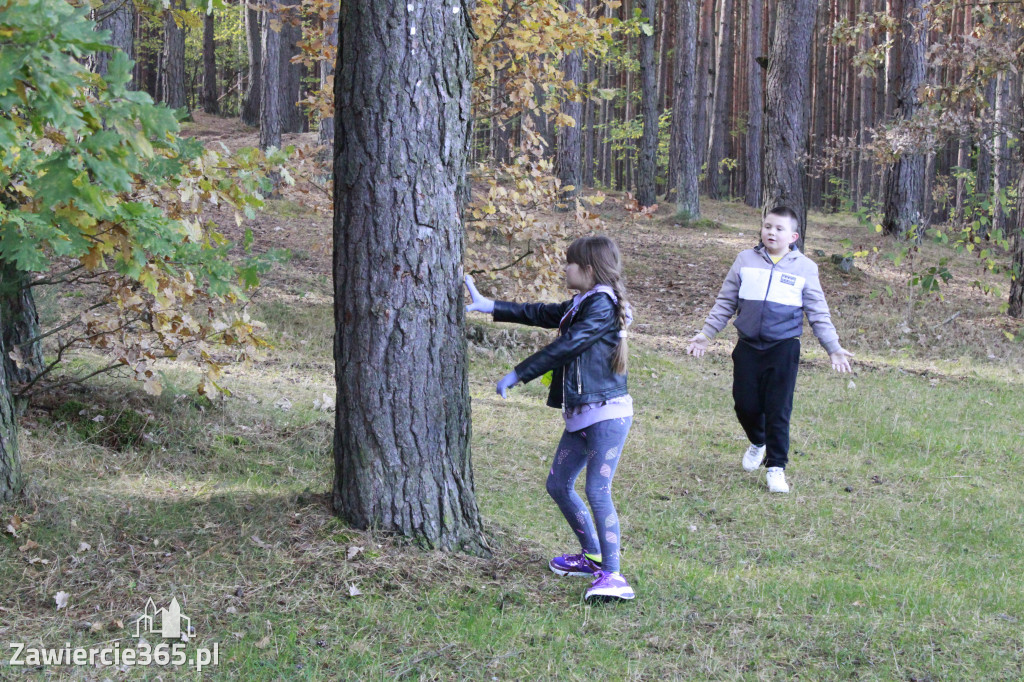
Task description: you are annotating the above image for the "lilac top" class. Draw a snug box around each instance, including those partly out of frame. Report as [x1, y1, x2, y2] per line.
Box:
[563, 394, 633, 432]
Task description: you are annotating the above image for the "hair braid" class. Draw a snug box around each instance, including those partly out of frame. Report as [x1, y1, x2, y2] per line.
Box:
[611, 278, 629, 374]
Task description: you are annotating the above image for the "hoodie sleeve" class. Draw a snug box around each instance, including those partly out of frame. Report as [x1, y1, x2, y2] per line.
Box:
[700, 256, 742, 339]
[801, 261, 842, 354]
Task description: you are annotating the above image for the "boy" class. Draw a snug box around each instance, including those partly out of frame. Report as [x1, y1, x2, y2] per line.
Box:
[686, 206, 853, 493]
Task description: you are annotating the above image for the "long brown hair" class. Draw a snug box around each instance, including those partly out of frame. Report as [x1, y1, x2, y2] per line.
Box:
[566, 235, 630, 374]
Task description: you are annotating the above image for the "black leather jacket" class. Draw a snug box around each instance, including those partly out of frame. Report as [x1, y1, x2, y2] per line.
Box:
[493, 292, 628, 409]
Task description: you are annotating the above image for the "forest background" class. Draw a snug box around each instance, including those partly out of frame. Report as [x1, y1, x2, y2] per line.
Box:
[1, 0, 1023, 678]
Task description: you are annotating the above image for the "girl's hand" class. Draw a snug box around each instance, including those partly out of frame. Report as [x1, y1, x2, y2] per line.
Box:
[829, 348, 854, 373]
[496, 370, 518, 398]
[686, 333, 710, 358]
[464, 275, 494, 314]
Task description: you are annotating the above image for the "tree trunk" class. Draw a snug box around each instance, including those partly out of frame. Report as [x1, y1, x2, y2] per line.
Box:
[1009, 167, 1024, 317]
[90, 0, 136, 83]
[763, 0, 817, 250]
[259, 0, 282, 152]
[241, 0, 262, 127]
[557, 1, 584, 201]
[993, 71, 1014, 239]
[332, 0, 488, 554]
[201, 9, 219, 115]
[695, 0, 715, 168]
[704, 0, 734, 198]
[280, 0, 307, 134]
[743, 0, 763, 207]
[0, 274, 23, 503]
[161, 0, 188, 112]
[0, 263, 43, 394]
[881, 0, 927, 241]
[674, 0, 700, 219]
[636, 0, 659, 207]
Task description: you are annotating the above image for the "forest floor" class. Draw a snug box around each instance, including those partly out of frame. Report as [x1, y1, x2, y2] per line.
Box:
[1, 114, 1023, 680]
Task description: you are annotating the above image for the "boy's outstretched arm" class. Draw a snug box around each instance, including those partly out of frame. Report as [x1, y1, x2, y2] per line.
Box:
[687, 258, 742, 358]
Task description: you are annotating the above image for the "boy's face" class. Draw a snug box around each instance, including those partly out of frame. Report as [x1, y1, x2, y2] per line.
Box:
[761, 213, 800, 256]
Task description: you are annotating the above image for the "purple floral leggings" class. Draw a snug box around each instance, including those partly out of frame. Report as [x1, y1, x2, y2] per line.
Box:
[545, 416, 632, 573]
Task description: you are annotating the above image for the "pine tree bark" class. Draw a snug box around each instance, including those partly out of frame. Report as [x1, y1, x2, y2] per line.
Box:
[695, 0, 715, 168]
[636, 0, 659, 207]
[241, 0, 262, 127]
[704, 0, 734, 198]
[259, 0, 282, 152]
[881, 0, 927, 241]
[557, 1, 584, 201]
[332, 0, 488, 554]
[743, 0, 763, 207]
[673, 0, 700, 219]
[763, 0, 817, 250]
[0, 275, 23, 503]
[90, 0, 136, 83]
[161, 0, 187, 112]
[279, 0, 307, 134]
[201, 9, 219, 115]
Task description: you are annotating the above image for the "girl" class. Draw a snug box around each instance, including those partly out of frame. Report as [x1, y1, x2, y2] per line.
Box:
[465, 235, 635, 601]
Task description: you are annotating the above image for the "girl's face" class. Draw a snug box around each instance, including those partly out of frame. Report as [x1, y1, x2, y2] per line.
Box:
[564, 261, 595, 291]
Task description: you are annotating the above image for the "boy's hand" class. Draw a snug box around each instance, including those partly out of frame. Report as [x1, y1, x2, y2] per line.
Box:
[464, 275, 495, 314]
[686, 333, 710, 357]
[829, 348, 854, 373]
[496, 370, 518, 398]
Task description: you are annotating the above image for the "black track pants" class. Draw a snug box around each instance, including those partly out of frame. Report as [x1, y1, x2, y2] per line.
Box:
[731, 338, 800, 469]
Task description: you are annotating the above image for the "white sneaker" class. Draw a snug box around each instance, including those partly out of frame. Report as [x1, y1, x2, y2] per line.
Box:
[742, 443, 766, 471]
[766, 467, 790, 493]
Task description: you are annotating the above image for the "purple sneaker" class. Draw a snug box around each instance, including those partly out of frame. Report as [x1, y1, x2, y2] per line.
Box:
[549, 553, 601, 577]
[585, 571, 635, 600]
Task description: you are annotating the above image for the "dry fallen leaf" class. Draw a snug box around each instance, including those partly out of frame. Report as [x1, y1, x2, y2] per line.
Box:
[348, 583, 362, 597]
[19, 540, 39, 552]
[255, 635, 271, 649]
[346, 546, 364, 561]
[54, 591, 69, 610]
[77, 542, 91, 553]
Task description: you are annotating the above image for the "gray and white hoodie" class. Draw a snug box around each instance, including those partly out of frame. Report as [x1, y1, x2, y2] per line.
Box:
[700, 244, 841, 353]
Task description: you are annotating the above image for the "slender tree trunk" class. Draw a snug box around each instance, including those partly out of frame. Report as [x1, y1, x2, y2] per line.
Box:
[259, 0, 282, 152]
[557, 1, 584, 200]
[695, 0, 715, 168]
[674, 0, 700, 219]
[241, 0, 262, 127]
[280, 0, 307, 133]
[763, 0, 817, 250]
[201, 9, 219, 115]
[856, 0, 875, 209]
[332, 0, 488, 554]
[90, 0, 136, 83]
[993, 71, 1014, 238]
[881, 0, 928, 241]
[637, 0, 659, 207]
[161, 0, 187, 112]
[744, 0, 763, 207]
[704, 0, 734, 198]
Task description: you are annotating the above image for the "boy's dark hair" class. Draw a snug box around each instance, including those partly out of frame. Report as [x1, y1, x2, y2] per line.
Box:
[767, 205, 800, 232]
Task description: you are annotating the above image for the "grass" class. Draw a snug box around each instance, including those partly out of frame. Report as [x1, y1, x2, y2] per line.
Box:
[3, 195, 1024, 679]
